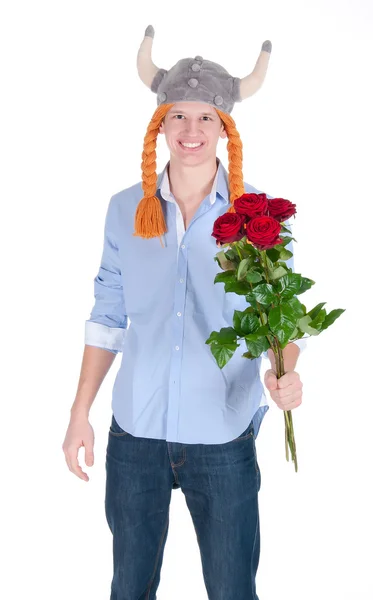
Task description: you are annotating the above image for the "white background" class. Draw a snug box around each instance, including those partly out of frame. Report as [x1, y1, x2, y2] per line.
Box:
[1, 0, 372, 598]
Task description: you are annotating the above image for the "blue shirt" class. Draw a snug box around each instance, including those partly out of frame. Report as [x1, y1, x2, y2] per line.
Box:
[85, 159, 306, 444]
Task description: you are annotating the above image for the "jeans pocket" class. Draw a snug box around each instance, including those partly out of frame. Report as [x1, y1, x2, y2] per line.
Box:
[109, 414, 129, 437]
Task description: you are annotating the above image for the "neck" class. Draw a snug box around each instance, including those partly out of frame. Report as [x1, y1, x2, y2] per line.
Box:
[168, 157, 219, 206]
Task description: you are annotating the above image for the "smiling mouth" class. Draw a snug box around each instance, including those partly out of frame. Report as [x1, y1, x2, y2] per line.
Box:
[178, 141, 205, 151]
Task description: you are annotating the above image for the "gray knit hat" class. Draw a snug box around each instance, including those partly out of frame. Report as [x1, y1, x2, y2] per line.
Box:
[137, 25, 272, 115]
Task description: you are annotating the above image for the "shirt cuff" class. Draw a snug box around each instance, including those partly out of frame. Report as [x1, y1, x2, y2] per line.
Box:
[84, 321, 128, 353]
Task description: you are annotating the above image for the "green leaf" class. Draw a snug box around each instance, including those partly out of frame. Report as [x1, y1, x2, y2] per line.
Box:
[281, 225, 293, 234]
[236, 237, 249, 248]
[242, 351, 256, 360]
[309, 308, 327, 330]
[278, 261, 291, 271]
[231, 239, 259, 260]
[268, 305, 298, 345]
[225, 250, 237, 262]
[250, 283, 278, 305]
[224, 281, 251, 295]
[307, 302, 327, 321]
[244, 326, 269, 341]
[289, 326, 300, 340]
[244, 324, 269, 341]
[276, 273, 302, 300]
[321, 308, 346, 331]
[233, 310, 245, 333]
[205, 327, 238, 345]
[241, 240, 259, 255]
[262, 254, 274, 270]
[214, 270, 236, 284]
[233, 310, 260, 336]
[237, 257, 252, 281]
[245, 333, 261, 341]
[266, 248, 280, 263]
[279, 248, 293, 260]
[215, 251, 236, 271]
[210, 343, 239, 368]
[244, 336, 270, 358]
[246, 270, 263, 283]
[285, 296, 305, 318]
[241, 313, 261, 334]
[297, 315, 320, 336]
[256, 325, 270, 336]
[298, 277, 315, 294]
[269, 266, 288, 280]
[276, 236, 294, 247]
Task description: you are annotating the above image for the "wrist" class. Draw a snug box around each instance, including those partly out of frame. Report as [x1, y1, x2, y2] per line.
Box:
[70, 405, 90, 421]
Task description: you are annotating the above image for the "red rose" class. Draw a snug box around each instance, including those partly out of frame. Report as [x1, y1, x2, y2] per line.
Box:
[212, 213, 246, 244]
[234, 193, 268, 219]
[267, 198, 296, 222]
[245, 216, 282, 250]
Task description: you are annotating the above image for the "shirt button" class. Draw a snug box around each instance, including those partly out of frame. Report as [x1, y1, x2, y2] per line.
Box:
[175, 345, 179, 351]
[177, 312, 181, 317]
[181, 244, 185, 249]
[179, 278, 184, 283]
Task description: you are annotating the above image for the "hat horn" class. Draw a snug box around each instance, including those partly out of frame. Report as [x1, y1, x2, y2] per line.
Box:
[137, 25, 161, 89]
[239, 40, 272, 100]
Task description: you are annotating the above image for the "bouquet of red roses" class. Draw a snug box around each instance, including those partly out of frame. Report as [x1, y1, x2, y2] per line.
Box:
[206, 193, 344, 472]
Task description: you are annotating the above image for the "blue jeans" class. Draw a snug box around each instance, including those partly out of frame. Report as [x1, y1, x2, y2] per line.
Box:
[105, 413, 261, 600]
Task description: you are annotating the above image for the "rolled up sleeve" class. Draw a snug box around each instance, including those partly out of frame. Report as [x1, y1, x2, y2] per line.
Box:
[85, 195, 128, 354]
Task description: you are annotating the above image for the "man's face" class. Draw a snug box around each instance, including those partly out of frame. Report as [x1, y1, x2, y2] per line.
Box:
[159, 101, 227, 164]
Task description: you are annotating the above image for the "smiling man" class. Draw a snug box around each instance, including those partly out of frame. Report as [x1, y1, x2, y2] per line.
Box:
[63, 25, 306, 600]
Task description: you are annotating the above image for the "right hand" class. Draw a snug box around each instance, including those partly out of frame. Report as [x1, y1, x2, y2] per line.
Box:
[62, 414, 95, 482]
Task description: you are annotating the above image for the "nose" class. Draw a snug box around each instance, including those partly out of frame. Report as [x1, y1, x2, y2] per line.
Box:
[184, 120, 201, 136]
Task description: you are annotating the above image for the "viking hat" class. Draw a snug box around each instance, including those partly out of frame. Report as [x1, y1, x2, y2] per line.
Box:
[134, 25, 272, 242]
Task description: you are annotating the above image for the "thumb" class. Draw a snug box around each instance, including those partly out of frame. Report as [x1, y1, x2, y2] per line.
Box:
[85, 446, 94, 467]
[265, 369, 278, 391]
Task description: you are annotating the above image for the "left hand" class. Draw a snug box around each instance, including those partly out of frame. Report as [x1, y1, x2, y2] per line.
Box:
[264, 369, 303, 411]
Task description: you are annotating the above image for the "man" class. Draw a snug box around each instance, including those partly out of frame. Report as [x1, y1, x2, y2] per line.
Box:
[63, 25, 305, 599]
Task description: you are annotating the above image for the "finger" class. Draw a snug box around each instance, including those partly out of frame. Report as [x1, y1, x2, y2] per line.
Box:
[266, 380, 278, 392]
[85, 445, 94, 467]
[277, 385, 301, 399]
[281, 390, 303, 409]
[265, 373, 278, 391]
[278, 372, 298, 389]
[65, 448, 89, 481]
[271, 388, 300, 406]
[283, 397, 303, 410]
[272, 387, 296, 402]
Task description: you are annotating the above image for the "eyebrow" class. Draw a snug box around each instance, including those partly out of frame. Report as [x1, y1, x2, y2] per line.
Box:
[169, 109, 216, 117]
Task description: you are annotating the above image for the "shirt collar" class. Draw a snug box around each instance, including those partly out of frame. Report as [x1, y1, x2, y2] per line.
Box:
[157, 158, 230, 205]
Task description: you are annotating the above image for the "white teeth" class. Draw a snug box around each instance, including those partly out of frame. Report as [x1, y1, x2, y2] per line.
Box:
[181, 142, 202, 148]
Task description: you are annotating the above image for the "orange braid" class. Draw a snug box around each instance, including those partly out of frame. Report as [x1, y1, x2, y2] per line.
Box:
[215, 109, 245, 213]
[134, 103, 174, 242]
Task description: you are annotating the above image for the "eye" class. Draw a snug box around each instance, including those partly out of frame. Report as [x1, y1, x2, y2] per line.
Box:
[202, 116, 212, 121]
[173, 114, 185, 119]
